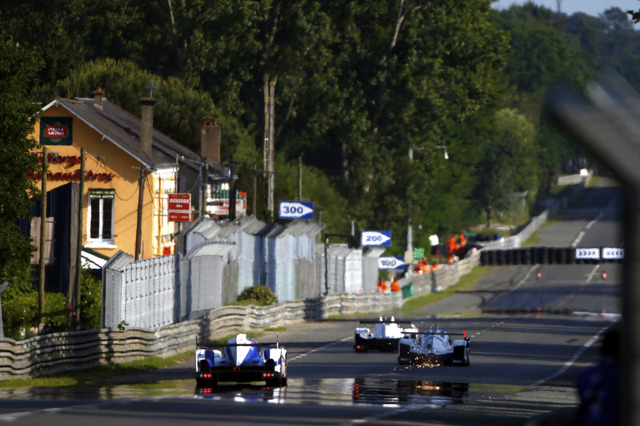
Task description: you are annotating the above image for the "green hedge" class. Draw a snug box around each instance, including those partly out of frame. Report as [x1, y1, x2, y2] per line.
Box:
[236, 285, 278, 306]
[1, 268, 102, 340]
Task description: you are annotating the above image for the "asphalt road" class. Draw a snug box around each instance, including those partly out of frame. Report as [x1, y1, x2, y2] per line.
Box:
[0, 177, 622, 425]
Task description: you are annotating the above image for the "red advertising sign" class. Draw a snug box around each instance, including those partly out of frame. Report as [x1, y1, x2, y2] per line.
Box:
[168, 193, 192, 221]
[44, 125, 69, 137]
[40, 117, 73, 145]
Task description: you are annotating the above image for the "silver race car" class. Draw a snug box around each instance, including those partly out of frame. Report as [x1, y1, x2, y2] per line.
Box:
[195, 333, 287, 387]
[354, 316, 419, 352]
[398, 324, 470, 366]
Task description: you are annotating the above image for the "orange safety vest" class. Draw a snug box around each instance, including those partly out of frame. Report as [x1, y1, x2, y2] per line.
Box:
[448, 237, 458, 255]
[377, 281, 388, 292]
[391, 281, 401, 292]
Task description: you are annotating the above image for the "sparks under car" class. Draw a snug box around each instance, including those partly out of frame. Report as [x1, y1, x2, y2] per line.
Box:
[195, 333, 287, 387]
[397, 325, 470, 366]
[354, 316, 419, 352]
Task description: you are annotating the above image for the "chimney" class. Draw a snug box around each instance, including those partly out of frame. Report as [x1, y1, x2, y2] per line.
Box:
[139, 97, 156, 158]
[201, 116, 221, 164]
[93, 88, 104, 110]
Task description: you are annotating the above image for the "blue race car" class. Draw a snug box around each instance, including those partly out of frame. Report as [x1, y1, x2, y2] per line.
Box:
[195, 333, 287, 387]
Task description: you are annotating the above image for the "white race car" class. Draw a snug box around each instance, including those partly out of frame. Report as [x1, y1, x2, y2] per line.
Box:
[398, 325, 470, 366]
[354, 316, 419, 352]
[195, 333, 287, 387]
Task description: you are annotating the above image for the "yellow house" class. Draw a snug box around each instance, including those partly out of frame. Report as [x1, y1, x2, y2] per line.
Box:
[31, 89, 227, 268]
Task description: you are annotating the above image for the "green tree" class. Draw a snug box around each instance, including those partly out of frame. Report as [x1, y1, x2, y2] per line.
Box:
[494, 4, 590, 201]
[0, 0, 187, 83]
[35, 58, 216, 153]
[318, 1, 509, 248]
[475, 108, 537, 227]
[0, 30, 42, 299]
[5, 1, 602, 253]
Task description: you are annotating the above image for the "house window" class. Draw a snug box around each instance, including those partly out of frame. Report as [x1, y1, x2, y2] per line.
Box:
[87, 189, 115, 247]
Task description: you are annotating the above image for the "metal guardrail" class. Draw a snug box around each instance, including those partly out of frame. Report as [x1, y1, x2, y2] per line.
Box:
[0, 292, 403, 380]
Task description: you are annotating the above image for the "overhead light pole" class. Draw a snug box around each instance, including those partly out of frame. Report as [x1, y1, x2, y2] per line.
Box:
[406, 145, 414, 258]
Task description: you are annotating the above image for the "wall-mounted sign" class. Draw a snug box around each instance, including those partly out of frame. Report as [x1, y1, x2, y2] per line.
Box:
[40, 117, 73, 146]
[361, 230, 392, 247]
[279, 201, 314, 219]
[28, 170, 115, 183]
[168, 193, 192, 221]
[28, 152, 115, 182]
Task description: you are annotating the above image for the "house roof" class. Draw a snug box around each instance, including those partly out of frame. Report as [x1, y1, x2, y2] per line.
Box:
[42, 97, 225, 179]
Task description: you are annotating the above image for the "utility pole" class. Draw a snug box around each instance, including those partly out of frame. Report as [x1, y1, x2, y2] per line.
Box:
[263, 74, 277, 221]
[75, 148, 85, 325]
[253, 163, 258, 215]
[135, 167, 147, 261]
[406, 145, 414, 260]
[298, 156, 302, 201]
[201, 159, 209, 218]
[38, 147, 47, 331]
[228, 157, 236, 221]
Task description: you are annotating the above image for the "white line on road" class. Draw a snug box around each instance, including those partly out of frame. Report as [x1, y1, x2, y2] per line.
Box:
[529, 323, 613, 388]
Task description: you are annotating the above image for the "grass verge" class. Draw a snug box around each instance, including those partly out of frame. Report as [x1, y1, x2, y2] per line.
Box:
[0, 351, 193, 388]
[401, 265, 491, 314]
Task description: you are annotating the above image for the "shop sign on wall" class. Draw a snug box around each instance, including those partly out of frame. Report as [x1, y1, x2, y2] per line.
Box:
[40, 117, 73, 146]
[168, 193, 192, 221]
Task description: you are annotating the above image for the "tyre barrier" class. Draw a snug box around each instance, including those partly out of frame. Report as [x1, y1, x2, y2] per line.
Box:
[480, 250, 489, 265]
[537, 247, 548, 265]
[481, 307, 573, 315]
[520, 248, 532, 265]
[479, 246, 622, 266]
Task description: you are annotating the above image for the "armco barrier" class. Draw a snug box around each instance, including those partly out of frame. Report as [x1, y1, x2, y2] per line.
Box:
[0, 292, 402, 381]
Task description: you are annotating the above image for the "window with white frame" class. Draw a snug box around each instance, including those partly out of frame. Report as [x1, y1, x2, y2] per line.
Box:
[152, 166, 178, 256]
[87, 189, 115, 246]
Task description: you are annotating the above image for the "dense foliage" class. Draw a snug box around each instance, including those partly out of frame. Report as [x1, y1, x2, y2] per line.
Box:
[236, 285, 278, 306]
[0, 27, 43, 299]
[2, 0, 639, 257]
[1, 268, 102, 339]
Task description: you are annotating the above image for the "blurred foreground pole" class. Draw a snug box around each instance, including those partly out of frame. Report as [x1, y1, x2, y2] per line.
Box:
[546, 72, 640, 426]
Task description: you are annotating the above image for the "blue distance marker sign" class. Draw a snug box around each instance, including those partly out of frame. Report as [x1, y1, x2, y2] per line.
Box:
[361, 230, 392, 247]
[378, 256, 405, 270]
[278, 201, 314, 219]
